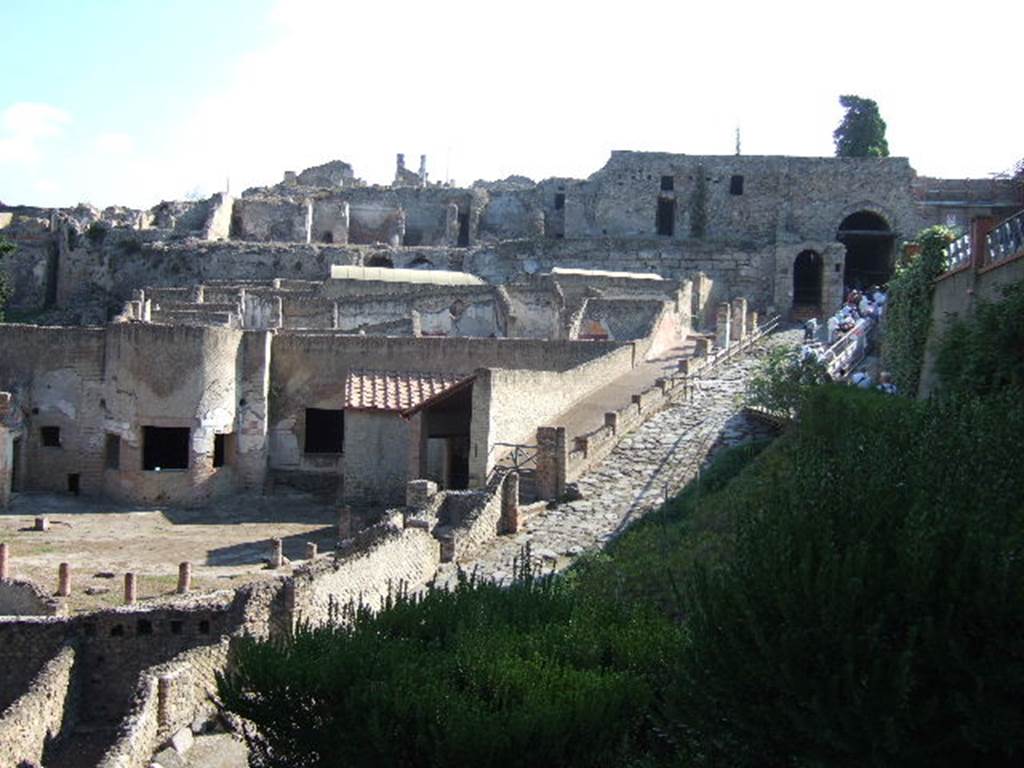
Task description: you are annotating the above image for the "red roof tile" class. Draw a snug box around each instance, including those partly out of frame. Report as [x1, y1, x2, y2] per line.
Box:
[344, 370, 471, 412]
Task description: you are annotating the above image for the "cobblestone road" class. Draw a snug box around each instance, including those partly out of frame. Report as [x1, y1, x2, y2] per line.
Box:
[437, 329, 802, 585]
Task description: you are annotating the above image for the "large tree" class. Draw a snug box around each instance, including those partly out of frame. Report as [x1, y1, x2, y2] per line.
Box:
[833, 95, 890, 158]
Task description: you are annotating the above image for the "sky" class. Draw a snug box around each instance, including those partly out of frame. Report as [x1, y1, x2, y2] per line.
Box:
[1, 0, 1021, 209]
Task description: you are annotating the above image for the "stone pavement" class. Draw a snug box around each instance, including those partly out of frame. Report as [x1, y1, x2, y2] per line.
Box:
[437, 328, 802, 585]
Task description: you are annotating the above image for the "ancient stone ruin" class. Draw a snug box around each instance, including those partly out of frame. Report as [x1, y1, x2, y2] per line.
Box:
[1, 150, 1021, 766]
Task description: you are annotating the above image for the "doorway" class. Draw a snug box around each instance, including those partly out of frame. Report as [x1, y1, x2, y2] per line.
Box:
[10, 438, 21, 492]
[838, 211, 894, 290]
[420, 383, 472, 490]
[793, 250, 823, 309]
[656, 197, 676, 237]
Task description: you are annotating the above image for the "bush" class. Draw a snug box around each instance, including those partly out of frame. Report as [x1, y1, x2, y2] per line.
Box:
[667, 386, 1024, 767]
[883, 226, 956, 395]
[745, 346, 831, 415]
[935, 278, 1024, 396]
[0, 236, 12, 321]
[219, 570, 681, 768]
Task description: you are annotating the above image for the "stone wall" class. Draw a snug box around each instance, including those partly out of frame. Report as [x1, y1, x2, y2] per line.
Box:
[918, 250, 1024, 397]
[0, 644, 76, 768]
[288, 515, 441, 625]
[0, 617, 70, 713]
[0, 577, 63, 616]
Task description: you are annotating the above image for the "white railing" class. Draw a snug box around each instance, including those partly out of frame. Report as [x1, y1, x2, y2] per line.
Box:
[986, 210, 1024, 265]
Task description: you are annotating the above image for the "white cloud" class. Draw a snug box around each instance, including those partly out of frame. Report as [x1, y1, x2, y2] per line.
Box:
[0, 102, 71, 164]
[94, 132, 137, 156]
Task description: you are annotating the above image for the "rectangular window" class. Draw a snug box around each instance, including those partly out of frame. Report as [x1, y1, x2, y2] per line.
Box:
[553, 193, 565, 210]
[660, 175, 674, 191]
[305, 408, 344, 454]
[105, 433, 120, 469]
[213, 433, 234, 468]
[730, 175, 744, 195]
[142, 426, 190, 471]
[41, 426, 61, 447]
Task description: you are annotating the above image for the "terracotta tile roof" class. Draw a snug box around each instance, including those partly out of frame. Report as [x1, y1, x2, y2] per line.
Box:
[344, 370, 471, 412]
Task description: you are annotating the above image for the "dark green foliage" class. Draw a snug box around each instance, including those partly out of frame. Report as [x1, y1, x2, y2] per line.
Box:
[884, 225, 957, 394]
[745, 345, 831, 414]
[219, 569, 681, 768]
[833, 95, 890, 158]
[670, 386, 1024, 767]
[0, 236, 14, 322]
[936, 279, 1024, 396]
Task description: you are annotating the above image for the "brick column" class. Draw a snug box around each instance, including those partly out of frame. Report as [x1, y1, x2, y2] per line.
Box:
[124, 572, 138, 605]
[305, 542, 318, 560]
[500, 472, 520, 534]
[732, 298, 748, 342]
[270, 538, 284, 569]
[58, 563, 71, 597]
[715, 303, 732, 349]
[0, 542, 8, 579]
[535, 426, 567, 501]
[405, 479, 438, 510]
[177, 562, 192, 595]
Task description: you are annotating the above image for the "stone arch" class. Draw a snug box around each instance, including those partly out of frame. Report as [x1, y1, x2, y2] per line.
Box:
[837, 206, 895, 290]
[408, 255, 434, 269]
[793, 249, 823, 310]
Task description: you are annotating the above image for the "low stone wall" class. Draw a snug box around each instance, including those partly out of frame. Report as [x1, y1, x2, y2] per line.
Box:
[0, 577, 63, 616]
[0, 617, 71, 713]
[289, 516, 441, 625]
[98, 638, 231, 768]
[0, 644, 76, 768]
[444, 472, 509, 562]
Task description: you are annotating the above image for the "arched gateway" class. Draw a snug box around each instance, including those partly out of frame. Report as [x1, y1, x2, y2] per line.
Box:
[837, 211, 895, 290]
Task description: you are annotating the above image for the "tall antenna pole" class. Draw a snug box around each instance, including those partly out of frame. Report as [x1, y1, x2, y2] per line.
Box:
[735, 126, 741, 156]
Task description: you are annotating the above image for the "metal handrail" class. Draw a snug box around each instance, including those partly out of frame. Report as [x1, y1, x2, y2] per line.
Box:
[986, 209, 1024, 265]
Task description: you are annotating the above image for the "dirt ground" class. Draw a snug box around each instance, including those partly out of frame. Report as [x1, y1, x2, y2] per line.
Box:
[0, 490, 344, 613]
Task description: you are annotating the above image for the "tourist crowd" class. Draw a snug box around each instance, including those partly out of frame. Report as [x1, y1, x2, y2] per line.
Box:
[799, 285, 897, 394]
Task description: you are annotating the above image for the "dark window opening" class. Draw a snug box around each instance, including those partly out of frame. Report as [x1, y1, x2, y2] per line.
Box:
[457, 213, 470, 247]
[110, 624, 125, 637]
[170, 620, 183, 635]
[143, 426, 190, 471]
[105, 433, 120, 470]
[660, 175, 674, 191]
[67, 473, 80, 496]
[137, 619, 153, 636]
[409, 256, 434, 269]
[656, 198, 676, 237]
[41, 426, 61, 447]
[198, 620, 210, 635]
[554, 193, 565, 210]
[305, 409, 344, 454]
[213, 433, 234, 468]
[366, 254, 394, 268]
[321, 231, 334, 243]
[402, 229, 423, 247]
[730, 175, 744, 195]
[11, 438, 21, 492]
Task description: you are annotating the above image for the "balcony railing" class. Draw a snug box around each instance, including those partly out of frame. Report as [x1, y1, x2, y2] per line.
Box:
[986, 209, 1024, 265]
[944, 233, 972, 272]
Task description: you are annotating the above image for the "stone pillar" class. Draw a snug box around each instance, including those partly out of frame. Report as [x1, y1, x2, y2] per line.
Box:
[406, 479, 438, 510]
[34, 517, 49, 532]
[445, 203, 460, 245]
[270, 538, 284, 569]
[157, 675, 174, 728]
[304, 199, 313, 245]
[0, 542, 9, 579]
[604, 412, 618, 434]
[749, 311, 759, 334]
[305, 542, 318, 560]
[715, 303, 732, 349]
[58, 563, 71, 597]
[732, 298, 748, 342]
[283, 170, 297, 185]
[176, 562, 192, 595]
[695, 337, 713, 357]
[337, 506, 352, 540]
[124, 572, 137, 605]
[500, 472, 520, 534]
[678, 358, 693, 376]
[535, 426, 567, 501]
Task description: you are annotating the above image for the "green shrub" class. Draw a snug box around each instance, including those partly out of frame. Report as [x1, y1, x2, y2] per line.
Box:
[745, 345, 830, 415]
[219, 571, 681, 768]
[0, 236, 12, 321]
[935, 278, 1024, 396]
[667, 387, 1024, 767]
[85, 221, 108, 245]
[884, 225, 956, 395]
